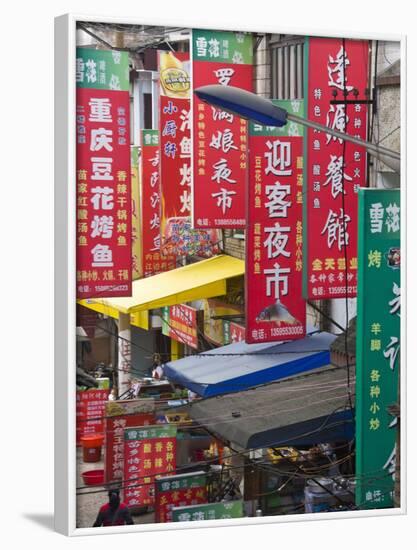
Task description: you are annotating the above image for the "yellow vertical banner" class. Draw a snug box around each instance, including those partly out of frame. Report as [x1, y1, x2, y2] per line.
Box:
[131, 146, 142, 280]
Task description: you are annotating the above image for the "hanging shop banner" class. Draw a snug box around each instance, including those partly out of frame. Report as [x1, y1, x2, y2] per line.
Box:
[158, 50, 221, 257]
[76, 389, 109, 445]
[76, 85, 132, 298]
[172, 500, 243, 522]
[161, 304, 202, 349]
[155, 472, 207, 523]
[303, 37, 369, 299]
[246, 100, 306, 344]
[192, 30, 253, 228]
[76, 48, 130, 91]
[224, 321, 246, 344]
[123, 425, 177, 508]
[201, 298, 244, 346]
[131, 146, 143, 280]
[141, 129, 176, 276]
[355, 189, 400, 510]
[104, 398, 155, 484]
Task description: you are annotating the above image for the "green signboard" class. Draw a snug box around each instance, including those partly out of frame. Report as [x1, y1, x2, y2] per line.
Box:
[142, 129, 159, 147]
[156, 472, 207, 493]
[356, 189, 400, 509]
[76, 47, 130, 90]
[125, 424, 177, 441]
[192, 29, 253, 64]
[172, 500, 243, 522]
[249, 99, 304, 137]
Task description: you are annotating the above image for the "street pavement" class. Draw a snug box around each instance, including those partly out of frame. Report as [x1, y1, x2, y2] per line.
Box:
[76, 447, 155, 528]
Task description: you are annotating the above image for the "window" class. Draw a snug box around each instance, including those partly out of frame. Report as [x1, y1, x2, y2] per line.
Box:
[270, 36, 305, 99]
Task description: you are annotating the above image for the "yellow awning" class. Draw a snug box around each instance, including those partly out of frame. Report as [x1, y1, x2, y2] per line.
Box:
[78, 255, 244, 322]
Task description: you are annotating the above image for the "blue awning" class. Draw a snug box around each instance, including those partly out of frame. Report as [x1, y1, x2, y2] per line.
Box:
[163, 331, 337, 398]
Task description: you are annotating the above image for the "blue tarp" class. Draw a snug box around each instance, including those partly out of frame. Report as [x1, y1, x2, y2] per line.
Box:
[163, 331, 337, 398]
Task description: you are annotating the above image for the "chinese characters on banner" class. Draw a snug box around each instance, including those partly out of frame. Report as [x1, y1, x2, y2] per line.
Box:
[131, 146, 143, 280]
[76, 389, 109, 445]
[104, 399, 155, 484]
[224, 321, 246, 344]
[76, 48, 132, 298]
[192, 30, 253, 228]
[303, 38, 369, 299]
[155, 472, 207, 523]
[158, 51, 221, 257]
[76, 48, 130, 91]
[161, 304, 201, 349]
[123, 425, 177, 508]
[246, 100, 306, 343]
[355, 189, 400, 509]
[141, 130, 176, 276]
[172, 500, 243, 522]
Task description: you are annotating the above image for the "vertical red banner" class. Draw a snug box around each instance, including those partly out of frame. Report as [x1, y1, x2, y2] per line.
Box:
[123, 425, 177, 508]
[76, 88, 132, 298]
[246, 101, 306, 343]
[158, 51, 221, 257]
[76, 389, 109, 445]
[192, 30, 253, 228]
[304, 38, 369, 299]
[104, 399, 155, 484]
[155, 473, 207, 523]
[141, 129, 176, 276]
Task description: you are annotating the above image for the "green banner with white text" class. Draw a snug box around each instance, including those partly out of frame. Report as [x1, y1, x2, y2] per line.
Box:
[356, 188, 400, 509]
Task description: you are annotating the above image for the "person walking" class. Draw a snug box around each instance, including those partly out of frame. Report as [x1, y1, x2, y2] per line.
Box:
[93, 489, 134, 527]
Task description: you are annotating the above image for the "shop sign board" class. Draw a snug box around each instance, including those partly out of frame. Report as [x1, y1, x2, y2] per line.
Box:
[158, 51, 221, 257]
[355, 189, 400, 509]
[223, 321, 246, 344]
[172, 500, 243, 522]
[246, 100, 306, 343]
[104, 398, 155, 484]
[303, 37, 369, 299]
[191, 29, 253, 228]
[161, 304, 201, 349]
[123, 425, 177, 508]
[141, 129, 176, 276]
[76, 48, 130, 91]
[76, 56, 132, 298]
[155, 471, 207, 523]
[76, 388, 109, 445]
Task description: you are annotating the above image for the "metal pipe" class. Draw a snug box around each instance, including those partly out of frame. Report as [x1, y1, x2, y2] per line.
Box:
[288, 113, 400, 162]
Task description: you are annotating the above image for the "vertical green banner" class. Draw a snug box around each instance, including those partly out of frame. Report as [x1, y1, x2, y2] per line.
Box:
[192, 30, 253, 64]
[76, 47, 130, 90]
[356, 188, 400, 509]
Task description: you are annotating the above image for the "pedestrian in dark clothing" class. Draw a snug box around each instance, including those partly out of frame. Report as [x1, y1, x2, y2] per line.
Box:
[93, 489, 134, 527]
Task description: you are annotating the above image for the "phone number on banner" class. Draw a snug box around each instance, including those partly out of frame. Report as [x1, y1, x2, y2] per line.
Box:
[328, 286, 357, 295]
[271, 325, 304, 337]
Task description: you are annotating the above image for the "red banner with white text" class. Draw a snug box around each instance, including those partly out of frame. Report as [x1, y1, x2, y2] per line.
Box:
[246, 101, 306, 343]
[303, 37, 369, 299]
[192, 33, 253, 228]
[158, 51, 221, 257]
[76, 87, 132, 298]
[141, 129, 176, 276]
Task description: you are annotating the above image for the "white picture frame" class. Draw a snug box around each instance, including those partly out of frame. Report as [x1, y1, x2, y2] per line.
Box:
[54, 13, 407, 536]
